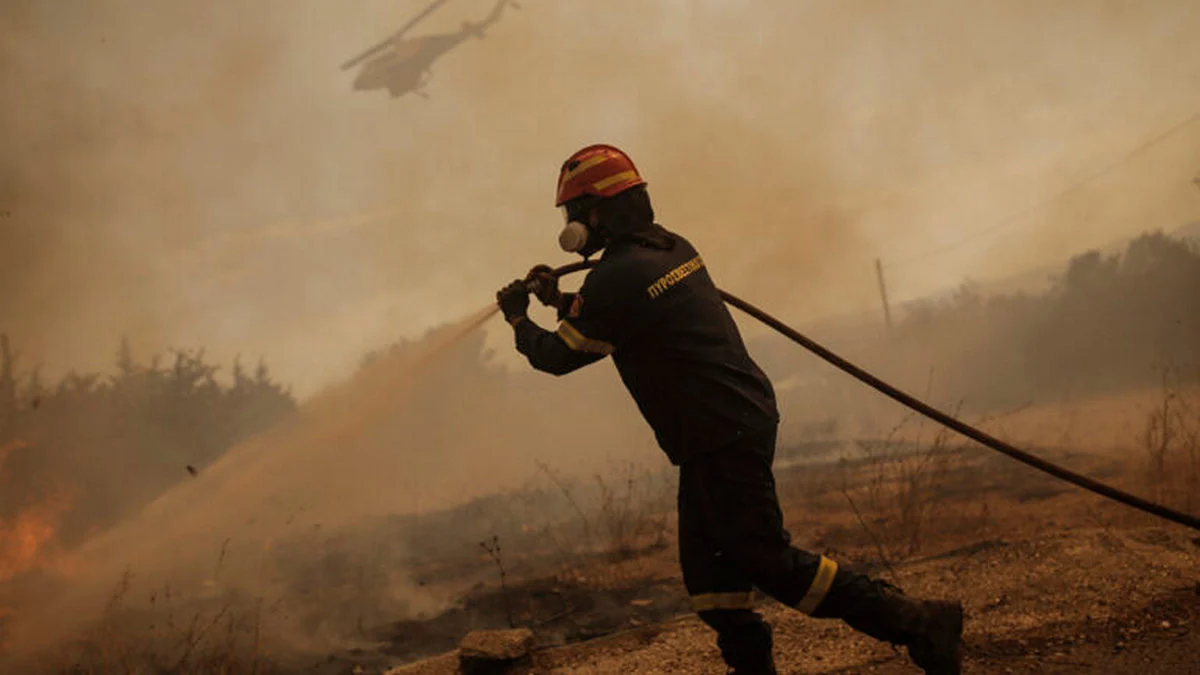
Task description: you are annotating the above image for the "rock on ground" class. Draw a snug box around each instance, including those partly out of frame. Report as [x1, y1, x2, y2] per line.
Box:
[458, 628, 535, 674]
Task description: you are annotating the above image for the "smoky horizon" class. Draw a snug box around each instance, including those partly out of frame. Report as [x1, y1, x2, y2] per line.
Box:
[2, 0, 1198, 396]
[3, 2, 1200, 671]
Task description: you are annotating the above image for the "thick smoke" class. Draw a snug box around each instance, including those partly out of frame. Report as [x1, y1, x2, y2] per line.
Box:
[0, 308, 659, 667]
[2, 0, 1200, 669]
[3, 0, 1198, 392]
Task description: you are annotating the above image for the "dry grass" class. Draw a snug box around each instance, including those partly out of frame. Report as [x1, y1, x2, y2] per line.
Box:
[55, 567, 272, 675]
[591, 463, 673, 562]
[1139, 365, 1200, 513]
[836, 411, 964, 562]
[525, 460, 674, 586]
[40, 379, 1200, 673]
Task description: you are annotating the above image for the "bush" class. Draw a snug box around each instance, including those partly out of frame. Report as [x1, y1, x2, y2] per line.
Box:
[0, 336, 296, 572]
[890, 231, 1200, 407]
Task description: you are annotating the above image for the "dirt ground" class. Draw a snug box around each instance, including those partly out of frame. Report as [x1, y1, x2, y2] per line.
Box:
[525, 525, 1200, 674]
[14, 391, 1198, 674]
[381, 518, 1200, 674]
[364, 415, 1200, 675]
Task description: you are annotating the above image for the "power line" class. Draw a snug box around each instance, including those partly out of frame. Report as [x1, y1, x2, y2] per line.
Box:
[884, 108, 1200, 269]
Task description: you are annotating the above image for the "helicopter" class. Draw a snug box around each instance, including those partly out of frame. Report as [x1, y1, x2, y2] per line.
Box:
[343, 0, 516, 99]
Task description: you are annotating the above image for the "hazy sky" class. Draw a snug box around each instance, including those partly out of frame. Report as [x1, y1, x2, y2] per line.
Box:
[3, 0, 1200, 394]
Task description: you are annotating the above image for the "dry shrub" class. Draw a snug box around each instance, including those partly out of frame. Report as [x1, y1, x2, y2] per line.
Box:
[592, 463, 672, 561]
[840, 411, 962, 561]
[1140, 364, 1200, 512]
[59, 568, 271, 675]
[530, 460, 673, 585]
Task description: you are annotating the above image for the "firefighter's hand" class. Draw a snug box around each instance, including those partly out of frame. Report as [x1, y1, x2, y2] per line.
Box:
[496, 280, 530, 324]
[525, 264, 561, 307]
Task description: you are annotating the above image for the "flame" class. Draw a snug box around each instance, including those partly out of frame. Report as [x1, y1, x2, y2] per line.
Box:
[0, 488, 74, 584]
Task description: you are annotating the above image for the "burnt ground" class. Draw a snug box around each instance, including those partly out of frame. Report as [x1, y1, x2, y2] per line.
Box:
[308, 439, 1200, 675]
[376, 525, 1200, 674]
[378, 575, 689, 661]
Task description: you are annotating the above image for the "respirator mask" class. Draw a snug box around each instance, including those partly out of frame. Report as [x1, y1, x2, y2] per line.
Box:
[558, 219, 591, 253]
[557, 201, 604, 256]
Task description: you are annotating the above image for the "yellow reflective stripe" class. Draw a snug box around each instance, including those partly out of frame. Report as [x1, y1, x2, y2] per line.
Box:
[592, 169, 638, 192]
[691, 591, 756, 613]
[556, 320, 615, 355]
[559, 154, 610, 186]
[795, 556, 838, 615]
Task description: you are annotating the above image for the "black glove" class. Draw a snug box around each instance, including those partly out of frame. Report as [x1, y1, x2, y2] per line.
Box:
[525, 264, 561, 307]
[496, 280, 530, 324]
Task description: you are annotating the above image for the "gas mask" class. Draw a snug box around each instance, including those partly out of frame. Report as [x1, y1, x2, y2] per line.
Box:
[558, 220, 591, 253]
[557, 203, 606, 257]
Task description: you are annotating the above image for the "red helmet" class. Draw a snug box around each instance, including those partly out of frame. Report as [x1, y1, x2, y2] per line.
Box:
[555, 144, 647, 207]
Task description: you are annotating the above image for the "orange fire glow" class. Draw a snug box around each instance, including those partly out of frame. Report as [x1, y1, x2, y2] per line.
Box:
[0, 489, 74, 584]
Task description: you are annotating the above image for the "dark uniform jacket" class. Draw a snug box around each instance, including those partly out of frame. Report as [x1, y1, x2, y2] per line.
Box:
[513, 230, 778, 464]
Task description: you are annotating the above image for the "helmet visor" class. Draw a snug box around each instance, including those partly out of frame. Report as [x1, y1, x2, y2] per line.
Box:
[561, 196, 596, 226]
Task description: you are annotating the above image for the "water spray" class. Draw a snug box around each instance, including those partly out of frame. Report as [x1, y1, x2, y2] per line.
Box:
[519, 260, 1200, 532]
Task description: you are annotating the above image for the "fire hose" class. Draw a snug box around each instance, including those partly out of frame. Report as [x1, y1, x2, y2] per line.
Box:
[531, 260, 1200, 532]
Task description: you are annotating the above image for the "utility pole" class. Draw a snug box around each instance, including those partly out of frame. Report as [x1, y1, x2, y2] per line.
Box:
[875, 258, 893, 334]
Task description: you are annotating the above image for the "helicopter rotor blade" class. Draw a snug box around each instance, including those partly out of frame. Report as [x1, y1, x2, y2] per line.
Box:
[340, 0, 456, 71]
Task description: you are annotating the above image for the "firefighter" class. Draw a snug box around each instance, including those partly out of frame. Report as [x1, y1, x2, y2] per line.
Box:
[496, 144, 964, 674]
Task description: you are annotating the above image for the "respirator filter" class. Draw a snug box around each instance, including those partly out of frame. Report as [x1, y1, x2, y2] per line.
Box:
[558, 221, 590, 253]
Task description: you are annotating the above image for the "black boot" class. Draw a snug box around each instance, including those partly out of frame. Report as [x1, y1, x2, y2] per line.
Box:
[833, 580, 963, 675]
[723, 657, 777, 675]
[905, 599, 964, 675]
[718, 626, 777, 674]
[720, 662, 777, 672]
[702, 610, 777, 675]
